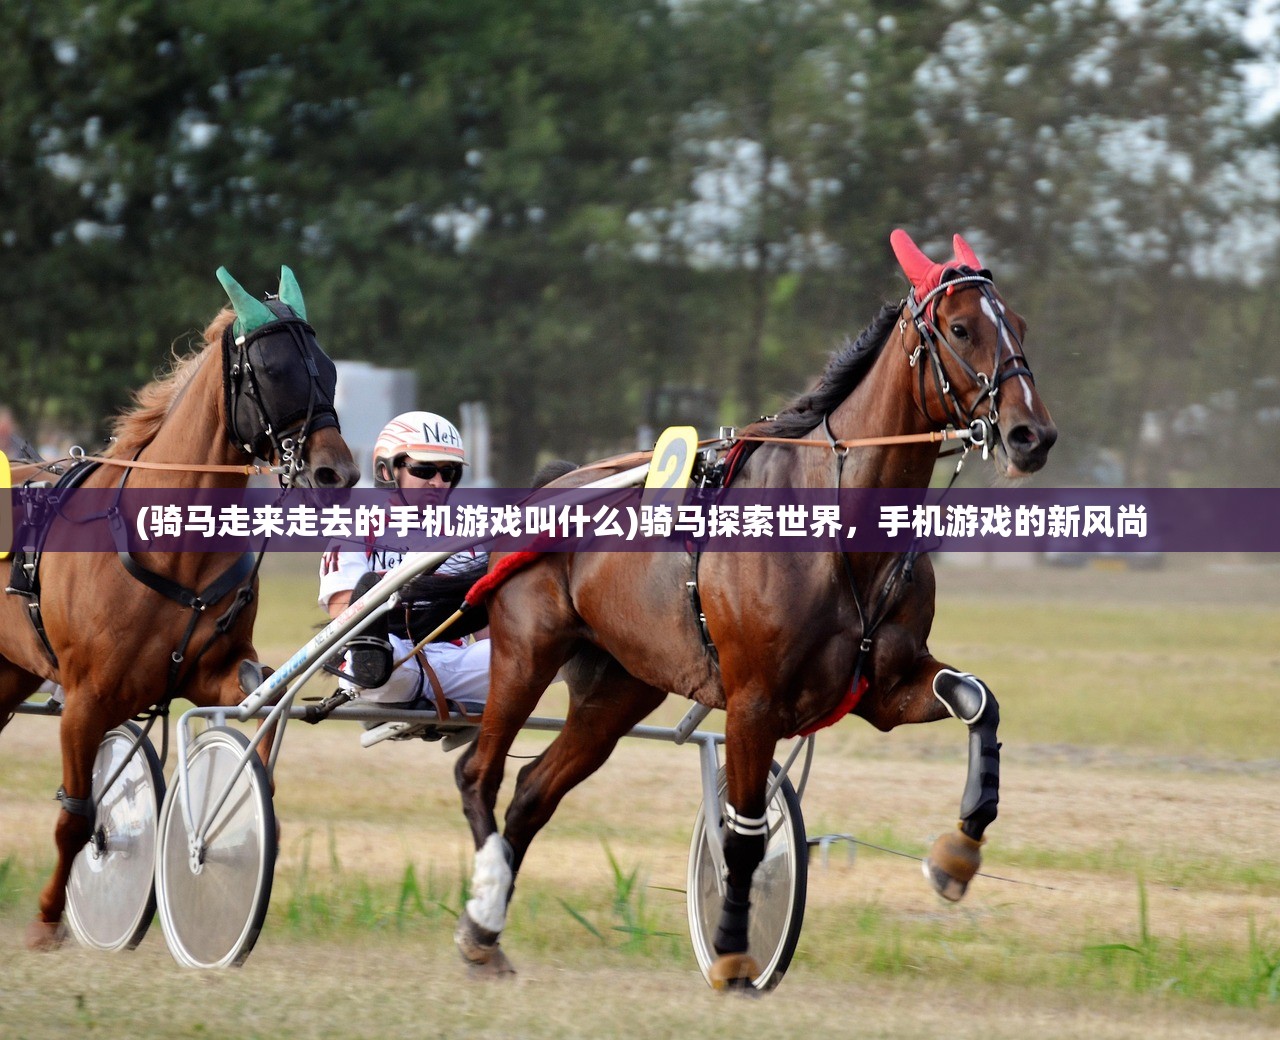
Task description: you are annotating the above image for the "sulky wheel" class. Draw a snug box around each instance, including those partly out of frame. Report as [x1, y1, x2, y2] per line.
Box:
[64, 722, 165, 952]
[154, 726, 276, 968]
[687, 760, 808, 991]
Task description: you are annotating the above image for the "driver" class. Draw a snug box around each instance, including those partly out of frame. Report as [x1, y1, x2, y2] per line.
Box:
[318, 411, 489, 746]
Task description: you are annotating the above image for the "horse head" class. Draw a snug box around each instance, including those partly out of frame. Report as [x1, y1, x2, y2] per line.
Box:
[891, 229, 1057, 477]
[216, 266, 360, 488]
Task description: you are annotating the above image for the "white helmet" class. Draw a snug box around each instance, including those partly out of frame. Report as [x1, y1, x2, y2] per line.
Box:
[372, 411, 466, 488]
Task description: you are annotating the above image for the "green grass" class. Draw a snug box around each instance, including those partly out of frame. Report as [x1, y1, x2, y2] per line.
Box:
[0, 855, 24, 912]
[268, 836, 687, 962]
[798, 821, 1280, 895]
[795, 876, 1280, 1009]
[274, 826, 467, 934]
[556, 843, 683, 954]
[5, 840, 1280, 1013]
[929, 598, 1280, 759]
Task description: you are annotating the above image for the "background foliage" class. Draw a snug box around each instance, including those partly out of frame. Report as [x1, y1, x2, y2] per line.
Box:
[2, 0, 1277, 484]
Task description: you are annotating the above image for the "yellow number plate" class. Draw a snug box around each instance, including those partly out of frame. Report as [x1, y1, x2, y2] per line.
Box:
[645, 426, 697, 491]
[0, 451, 10, 561]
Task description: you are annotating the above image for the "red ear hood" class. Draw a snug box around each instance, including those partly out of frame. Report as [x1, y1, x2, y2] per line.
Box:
[891, 229, 988, 316]
[952, 233, 982, 270]
[890, 228, 949, 299]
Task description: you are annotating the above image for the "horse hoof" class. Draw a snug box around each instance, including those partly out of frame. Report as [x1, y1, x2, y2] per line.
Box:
[466, 945, 517, 980]
[24, 918, 66, 951]
[709, 953, 760, 992]
[455, 909, 516, 978]
[923, 827, 983, 902]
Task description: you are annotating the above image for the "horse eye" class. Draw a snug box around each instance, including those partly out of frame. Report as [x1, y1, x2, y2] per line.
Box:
[949, 323, 969, 340]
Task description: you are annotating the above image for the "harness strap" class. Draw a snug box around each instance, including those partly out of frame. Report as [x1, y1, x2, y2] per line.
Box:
[24, 597, 58, 665]
[416, 648, 452, 720]
[821, 412, 929, 723]
[108, 506, 261, 696]
[111, 507, 257, 612]
[686, 549, 718, 664]
[414, 649, 478, 723]
[154, 552, 258, 696]
[6, 459, 104, 668]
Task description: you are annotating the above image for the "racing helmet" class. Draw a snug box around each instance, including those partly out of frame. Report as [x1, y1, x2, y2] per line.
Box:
[372, 411, 466, 488]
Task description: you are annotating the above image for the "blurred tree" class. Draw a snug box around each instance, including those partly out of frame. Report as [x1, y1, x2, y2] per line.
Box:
[195, 0, 684, 482]
[0, 1, 175, 441]
[1, 0, 1276, 485]
[641, 0, 900, 419]
[909, 0, 1279, 482]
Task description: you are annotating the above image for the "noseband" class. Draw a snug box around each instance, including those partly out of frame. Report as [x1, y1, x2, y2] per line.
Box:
[903, 272, 1036, 453]
[221, 301, 340, 487]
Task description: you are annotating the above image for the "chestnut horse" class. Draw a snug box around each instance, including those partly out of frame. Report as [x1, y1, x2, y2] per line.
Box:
[0, 267, 359, 948]
[453, 230, 1057, 987]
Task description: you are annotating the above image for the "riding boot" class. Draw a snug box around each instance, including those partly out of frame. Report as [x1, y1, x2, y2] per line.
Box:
[348, 571, 393, 688]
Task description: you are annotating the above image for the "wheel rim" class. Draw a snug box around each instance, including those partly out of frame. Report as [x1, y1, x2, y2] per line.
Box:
[687, 767, 806, 989]
[65, 724, 163, 952]
[155, 727, 275, 968]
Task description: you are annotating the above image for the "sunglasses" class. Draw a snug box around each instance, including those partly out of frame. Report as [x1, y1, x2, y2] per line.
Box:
[400, 460, 462, 483]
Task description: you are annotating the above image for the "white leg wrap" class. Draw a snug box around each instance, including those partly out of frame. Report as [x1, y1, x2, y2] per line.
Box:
[725, 805, 769, 838]
[465, 833, 513, 935]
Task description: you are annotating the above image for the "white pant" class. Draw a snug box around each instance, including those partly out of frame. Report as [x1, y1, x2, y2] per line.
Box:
[342, 634, 491, 708]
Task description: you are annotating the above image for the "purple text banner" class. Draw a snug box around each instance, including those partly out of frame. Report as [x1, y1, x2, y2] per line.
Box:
[4, 487, 1277, 554]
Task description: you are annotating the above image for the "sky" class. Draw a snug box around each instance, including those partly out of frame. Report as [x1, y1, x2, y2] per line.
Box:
[1244, 0, 1280, 121]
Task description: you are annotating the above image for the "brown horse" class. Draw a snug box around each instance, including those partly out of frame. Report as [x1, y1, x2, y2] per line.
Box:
[453, 229, 1057, 986]
[0, 267, 359, 948]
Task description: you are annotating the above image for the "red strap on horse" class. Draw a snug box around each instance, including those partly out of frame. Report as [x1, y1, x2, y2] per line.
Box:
[463, 550, 542, 607]
[721, 439, 757, 487]
[793, 674, 869, 738]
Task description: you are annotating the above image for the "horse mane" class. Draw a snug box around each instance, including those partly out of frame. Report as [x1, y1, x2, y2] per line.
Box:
[744, 301, 901, 440]
[105, 307, 234, 459]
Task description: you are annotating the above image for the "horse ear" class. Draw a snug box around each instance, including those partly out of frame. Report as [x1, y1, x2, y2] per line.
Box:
[952, 233, 982, 271]
[890, 228, 942, 295]
[216, 267, 277, 337]
[277, 265, 307, 321]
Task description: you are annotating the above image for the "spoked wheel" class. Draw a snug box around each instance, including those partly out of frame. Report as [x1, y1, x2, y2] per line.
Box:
[155, 725, 276, 968]
[64, 722, 165, 952]
[687, 760, 808, 991]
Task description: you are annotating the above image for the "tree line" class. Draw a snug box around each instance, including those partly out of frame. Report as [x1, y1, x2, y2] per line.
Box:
[2, 0, 1277, 485]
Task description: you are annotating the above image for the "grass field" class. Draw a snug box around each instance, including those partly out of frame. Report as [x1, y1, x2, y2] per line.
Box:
[2, 553, 1279, 1038]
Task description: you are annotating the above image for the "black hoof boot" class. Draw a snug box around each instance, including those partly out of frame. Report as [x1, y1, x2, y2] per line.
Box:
[348, 571, 393, 688]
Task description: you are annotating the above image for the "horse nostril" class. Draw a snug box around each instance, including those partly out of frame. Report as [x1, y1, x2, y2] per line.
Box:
[1007, 424, 1037, 452]
[312, 467, 341, 488]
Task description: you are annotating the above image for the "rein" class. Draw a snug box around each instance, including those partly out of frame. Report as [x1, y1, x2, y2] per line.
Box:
[42, 451, 283, 477]
[568, 427, 975, 480]
[727, 427, 973, 451]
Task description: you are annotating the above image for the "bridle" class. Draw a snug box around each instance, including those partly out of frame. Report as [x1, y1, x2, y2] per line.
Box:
[221, 298, 340, 488]
[901, 269, 1037, 459]
[24, 303, 342, 487]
